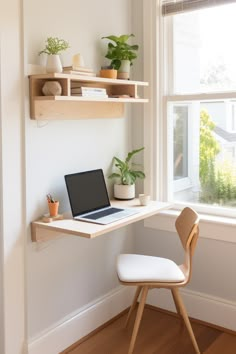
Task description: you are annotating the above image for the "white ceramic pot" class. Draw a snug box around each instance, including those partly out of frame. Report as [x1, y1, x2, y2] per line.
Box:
[117, 60, 131, 80]
[114, 184, 135, 200]
[46, 54, 63, 73]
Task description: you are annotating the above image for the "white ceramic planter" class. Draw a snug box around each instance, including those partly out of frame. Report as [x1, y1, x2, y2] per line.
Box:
[114, 184, 135, 200]
[117, 60, 130, 80]
[46, 54, 63, 73]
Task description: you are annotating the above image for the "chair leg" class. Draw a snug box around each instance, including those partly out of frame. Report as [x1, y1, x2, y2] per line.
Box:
[125, 286, 142, 328]
[128, 286, 149, 354]
[171, 289, 184, 326]
[172, 288, 201, 354]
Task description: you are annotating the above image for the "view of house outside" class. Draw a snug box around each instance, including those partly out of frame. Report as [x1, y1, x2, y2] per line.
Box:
[167, 3, 236, 208]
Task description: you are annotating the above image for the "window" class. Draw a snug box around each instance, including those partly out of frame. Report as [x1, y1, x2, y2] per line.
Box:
[162, 0, 236, 216]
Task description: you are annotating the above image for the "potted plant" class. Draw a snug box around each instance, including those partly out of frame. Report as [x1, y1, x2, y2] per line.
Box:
[39, 37, 70, 73]
[109, 147, 145, 200]
[101, 34, 139, 79]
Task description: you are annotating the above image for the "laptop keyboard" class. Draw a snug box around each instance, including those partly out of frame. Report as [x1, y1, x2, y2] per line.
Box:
[82, 207, 123, 220]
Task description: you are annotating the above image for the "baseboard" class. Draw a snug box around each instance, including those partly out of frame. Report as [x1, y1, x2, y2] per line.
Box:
[28, 286, 236, 354]
[147, 287, 236, 331]
[28, 286, 133, 354]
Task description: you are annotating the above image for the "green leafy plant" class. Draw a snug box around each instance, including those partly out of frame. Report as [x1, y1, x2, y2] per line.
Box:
[109, 147, 145, 185]
[39, 37, 70, 55]
[101, 34, 139, 70]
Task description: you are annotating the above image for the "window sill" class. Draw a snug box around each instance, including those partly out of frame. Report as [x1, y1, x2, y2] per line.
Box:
[144, 209, 236, 243]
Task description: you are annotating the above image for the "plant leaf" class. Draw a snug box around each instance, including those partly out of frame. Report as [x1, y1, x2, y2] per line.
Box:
[108, 173, 121, 179]
[126, 147, 144, 163]
[131, 171, 145, 179]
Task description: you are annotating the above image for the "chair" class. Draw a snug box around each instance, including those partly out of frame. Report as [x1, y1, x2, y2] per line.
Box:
[116, 207, 200, 354]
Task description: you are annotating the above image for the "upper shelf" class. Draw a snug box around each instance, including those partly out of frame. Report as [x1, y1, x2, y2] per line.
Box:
[29, 73, 149, 120]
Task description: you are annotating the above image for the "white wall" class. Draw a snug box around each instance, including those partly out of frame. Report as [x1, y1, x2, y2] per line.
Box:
[24, 0, 136, 351]
[0, 0, 26, 353]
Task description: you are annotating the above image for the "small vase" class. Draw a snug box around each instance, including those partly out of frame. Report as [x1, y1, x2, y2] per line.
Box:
[117, 60, 131, 80]
[114, 184, 135, 200]
[46, 54, 63, 73]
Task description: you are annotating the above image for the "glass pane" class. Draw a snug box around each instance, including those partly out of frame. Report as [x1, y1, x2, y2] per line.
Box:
[169, 3, 236, 93]
[171, 100, 236, 208]
[173, 106, 188, 180]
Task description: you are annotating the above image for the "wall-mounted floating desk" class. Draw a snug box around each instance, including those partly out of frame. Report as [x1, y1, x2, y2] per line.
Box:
[31, 199, 172, 242]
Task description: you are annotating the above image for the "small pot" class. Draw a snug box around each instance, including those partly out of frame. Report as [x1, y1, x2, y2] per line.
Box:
[100, 69, 117, 79]
[114, 184, 135, 200]
[48, 201, 59, 217]
[46, 54, 63, 73]
[117, 60, 130, 80]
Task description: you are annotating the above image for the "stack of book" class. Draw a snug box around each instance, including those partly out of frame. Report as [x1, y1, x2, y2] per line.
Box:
[63, 66, 96, 77]
[71, 85, 108, 98]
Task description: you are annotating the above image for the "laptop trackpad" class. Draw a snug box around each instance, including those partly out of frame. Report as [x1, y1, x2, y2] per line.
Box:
[81, 207, 123, 220]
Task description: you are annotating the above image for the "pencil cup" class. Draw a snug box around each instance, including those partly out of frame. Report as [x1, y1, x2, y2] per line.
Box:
[48, 201, 59, 217]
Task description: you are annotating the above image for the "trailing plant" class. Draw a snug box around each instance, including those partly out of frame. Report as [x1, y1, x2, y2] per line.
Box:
[39, 37, 70, 55]
[101, 34, 139, 70]
[109, 147, 145, 185]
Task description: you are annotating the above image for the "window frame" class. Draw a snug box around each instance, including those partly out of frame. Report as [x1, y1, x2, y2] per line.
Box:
[143, 1, 236, 220]
[164, 6, 236, 218]
[142, 1, 236, 242]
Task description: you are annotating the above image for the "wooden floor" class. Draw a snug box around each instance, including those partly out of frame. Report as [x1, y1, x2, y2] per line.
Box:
[62, 306, 236, 354]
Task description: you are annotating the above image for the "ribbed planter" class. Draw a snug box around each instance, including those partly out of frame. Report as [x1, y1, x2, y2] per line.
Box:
[114, 184, 135, 200]
[117, 60, 130, 80]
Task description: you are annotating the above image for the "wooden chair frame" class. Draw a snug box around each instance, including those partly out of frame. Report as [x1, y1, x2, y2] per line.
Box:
[118, 207, 200, 354]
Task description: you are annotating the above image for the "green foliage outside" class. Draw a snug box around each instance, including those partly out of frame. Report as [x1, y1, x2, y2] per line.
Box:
[199, 110, 236, 205]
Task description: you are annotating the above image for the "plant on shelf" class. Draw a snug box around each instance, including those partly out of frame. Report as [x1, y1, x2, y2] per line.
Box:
[109, 147, 145, 200]
[39, 37, 70, 73]
[39, 37, 70, 55]
[101, 34, 139, 79]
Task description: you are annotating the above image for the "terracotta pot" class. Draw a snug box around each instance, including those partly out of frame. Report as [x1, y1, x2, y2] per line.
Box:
[114, 184, 135, 200]
[48, 201, 59, 217]
[100, 69, 117, 79]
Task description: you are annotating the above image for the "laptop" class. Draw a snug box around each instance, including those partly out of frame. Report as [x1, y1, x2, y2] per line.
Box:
[64, 169, 138, 225]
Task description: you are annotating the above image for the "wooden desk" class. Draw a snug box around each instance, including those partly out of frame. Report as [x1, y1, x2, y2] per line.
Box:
[31, 199, 172, 242]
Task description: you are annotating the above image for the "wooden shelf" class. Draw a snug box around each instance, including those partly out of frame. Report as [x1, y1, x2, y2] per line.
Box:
[29, 73, 149, 119]
[31, 199, 172, 242]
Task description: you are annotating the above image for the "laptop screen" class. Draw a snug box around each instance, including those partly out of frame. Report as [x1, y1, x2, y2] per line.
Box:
[65, 169, 110, 217]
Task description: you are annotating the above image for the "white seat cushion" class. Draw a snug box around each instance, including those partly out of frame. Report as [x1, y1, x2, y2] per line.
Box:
[117, 254, 185, 283]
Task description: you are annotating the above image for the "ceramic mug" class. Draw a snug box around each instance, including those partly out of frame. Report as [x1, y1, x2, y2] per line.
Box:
[139, 194, 150, 206]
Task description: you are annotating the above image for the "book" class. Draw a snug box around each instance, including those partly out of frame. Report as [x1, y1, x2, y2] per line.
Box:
[71, 87, 107, 94]
[63, 65, 93, 73]
[63, 70, 96, 77]
[71, 93, 108, 98]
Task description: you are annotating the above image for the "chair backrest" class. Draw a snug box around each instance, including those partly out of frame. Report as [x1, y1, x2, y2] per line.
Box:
[175, 207, 200, 282]
[175, 207, 199, 250]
